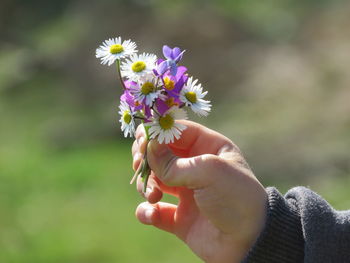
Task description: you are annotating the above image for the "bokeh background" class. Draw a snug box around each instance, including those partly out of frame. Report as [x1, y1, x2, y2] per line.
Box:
[1, 0, 350, 262]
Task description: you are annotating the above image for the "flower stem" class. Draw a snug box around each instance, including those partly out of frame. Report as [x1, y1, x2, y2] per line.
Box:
[133, 116, 146, 120]
[141, 124, 151, 192]
[116, 59, 127, 90]
[129, 123, 152, 191]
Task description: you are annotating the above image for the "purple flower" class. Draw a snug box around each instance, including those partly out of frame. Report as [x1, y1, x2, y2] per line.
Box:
[155, 91, 183, 116]
[157, 45, 185, 76]
[155, 98, 171, 116]
[120, 83, 142, 112]
[162, 66, 188, 97]
[143, 105, 152, 122]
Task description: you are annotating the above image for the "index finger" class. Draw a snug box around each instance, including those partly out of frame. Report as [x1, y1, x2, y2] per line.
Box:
[135, 120, 236, 158]
[167, 120, 236, 157]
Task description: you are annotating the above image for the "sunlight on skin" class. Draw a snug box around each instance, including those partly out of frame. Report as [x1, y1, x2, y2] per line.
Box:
[132, 120, 267, 263]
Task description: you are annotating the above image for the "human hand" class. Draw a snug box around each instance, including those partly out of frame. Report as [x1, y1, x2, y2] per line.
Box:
[132, 120, 267, 263]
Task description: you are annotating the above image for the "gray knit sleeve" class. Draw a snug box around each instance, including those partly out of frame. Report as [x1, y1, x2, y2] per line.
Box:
[243, 187, 350, 263]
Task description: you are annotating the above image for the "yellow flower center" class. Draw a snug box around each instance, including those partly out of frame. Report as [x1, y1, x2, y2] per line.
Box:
[159, 114, 174, 130]
[141, 82, 155, 95]
[131, 61, 146, 72]
[185, 91, 197, 103]
[110, 44, 124, 54]
[123, 111, 132, 124]
[165, 97, 178, 107]
[163, 77, 175, 90]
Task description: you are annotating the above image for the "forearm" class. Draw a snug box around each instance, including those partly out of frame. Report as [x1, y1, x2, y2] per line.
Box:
[244, 186, 350, 263]
[243, 187, 304, 262]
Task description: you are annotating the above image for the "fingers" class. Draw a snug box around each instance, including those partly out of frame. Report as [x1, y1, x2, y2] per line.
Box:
[135, 202, 177, 235]
[132, 124, 181, 199]
[131, 126, 148, 171]
[168, 120, 236, 156]
[136, 173, 163, 204]
[131, 136, 146, 158]
[147, 140, 226, 188]
[133, 120, 236, 159]
[132, 120, 238, 189]
[135, 124, 146, 139]
[136, 173, 181, 202]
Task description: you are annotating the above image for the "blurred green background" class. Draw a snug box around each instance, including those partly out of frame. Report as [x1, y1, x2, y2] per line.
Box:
[1, 0, 350, 262]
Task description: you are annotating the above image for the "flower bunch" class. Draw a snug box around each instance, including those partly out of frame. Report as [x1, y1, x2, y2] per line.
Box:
[96, 37, 211, 191]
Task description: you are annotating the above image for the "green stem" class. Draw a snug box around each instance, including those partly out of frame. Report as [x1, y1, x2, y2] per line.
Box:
[143, 123, 151, 141]
[141, 123, 151, 192]
[130, 123, 152, 191]
[116, 59, 127, 90]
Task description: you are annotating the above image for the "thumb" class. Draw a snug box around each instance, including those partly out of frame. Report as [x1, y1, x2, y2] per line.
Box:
[147, 139, 221, 188]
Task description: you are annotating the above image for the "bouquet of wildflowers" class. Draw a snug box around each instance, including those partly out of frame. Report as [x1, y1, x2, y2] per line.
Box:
[96, 37, 211, 191]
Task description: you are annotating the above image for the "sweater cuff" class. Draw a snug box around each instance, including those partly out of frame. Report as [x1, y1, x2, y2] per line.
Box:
[243, 187, 304, 263]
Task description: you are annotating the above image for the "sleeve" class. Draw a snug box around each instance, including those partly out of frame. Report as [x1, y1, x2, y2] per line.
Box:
[243, 187, 350, 263]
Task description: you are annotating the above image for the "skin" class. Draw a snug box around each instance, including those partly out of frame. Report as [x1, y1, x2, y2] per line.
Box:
[132, 120, 267, 263]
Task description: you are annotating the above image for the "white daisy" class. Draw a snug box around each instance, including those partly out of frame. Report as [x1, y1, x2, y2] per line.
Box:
[180, 77, 211, 117]
[130, 75, 162, 106]
[121, 53, 157, 81]
[96, 37, 137, 66]
[118, 101, 135, 138]
[147, 107, 187, 144]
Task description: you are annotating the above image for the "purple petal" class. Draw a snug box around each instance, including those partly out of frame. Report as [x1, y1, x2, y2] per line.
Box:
[120, 89, 131, 102]
[120, 90, 133, 107]
[124, 80, 138, 90]
[175, 66, 187, 79]
[169, 63, 178, 76]
[121, 87, 143, 111]
[144, 105, 152, 120]
[174, 74, 187, 91]
[156, 99, 170, 116]
[162, 45, 173, 59]
[174, 50, 185, 63]
[157, 60, 168, 75]
[153, 69, 159, 76]
[163, 92, 181, 106]
[120, 94, 127, 103]
[171, 47, 181, 59]
[157, 58, 165, 65]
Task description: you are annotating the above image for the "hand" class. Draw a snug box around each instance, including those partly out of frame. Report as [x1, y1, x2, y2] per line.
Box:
[132, 120, 267, 263]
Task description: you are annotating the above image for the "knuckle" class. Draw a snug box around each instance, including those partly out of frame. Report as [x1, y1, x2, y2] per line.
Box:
[159, 155, 178, 185]
[232, 153, 251, 170]
[221, 140, 240, 154]
[201, 154, 232, 180]
[135, 124, 145, 139]
[131, 140, 139, 155]
[136, 177, 145, 195]
[133, 157, 142, 171]
[200, 154, 223, 167]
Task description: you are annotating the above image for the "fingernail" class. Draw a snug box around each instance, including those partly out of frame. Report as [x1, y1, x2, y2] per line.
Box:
[133, 152, 142, 162]
[144, 208, 155, 224]
[145, 187, 153, 199]
[137, 136, 144, 146]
